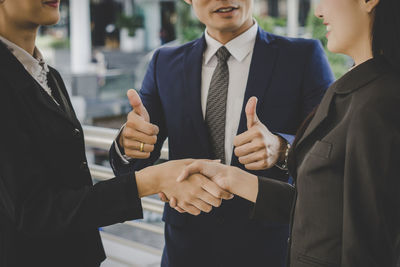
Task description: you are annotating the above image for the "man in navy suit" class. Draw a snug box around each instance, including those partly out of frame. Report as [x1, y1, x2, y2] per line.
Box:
[110, 0, 334, 266]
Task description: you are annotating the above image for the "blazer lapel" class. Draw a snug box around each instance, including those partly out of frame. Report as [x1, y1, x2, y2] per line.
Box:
[182, 36, 212, 156]
[294, 56, 390, 149]
[47, 69, 81, 126]
[231, 29, 278, 164]
[295, 84, 336, 148]
[0, 42, 79, 128]
[34, 72, 80, 128]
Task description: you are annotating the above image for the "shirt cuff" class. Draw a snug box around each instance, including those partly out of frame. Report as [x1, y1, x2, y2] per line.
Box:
[275, 132, 295, 145]
[114, 123, 132, 165]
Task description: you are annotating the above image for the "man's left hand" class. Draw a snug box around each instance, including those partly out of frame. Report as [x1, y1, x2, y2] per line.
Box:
[233, 97, 285, 170]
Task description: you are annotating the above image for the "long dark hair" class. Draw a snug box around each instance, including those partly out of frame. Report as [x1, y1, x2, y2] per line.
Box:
[372, 0, 400, 71]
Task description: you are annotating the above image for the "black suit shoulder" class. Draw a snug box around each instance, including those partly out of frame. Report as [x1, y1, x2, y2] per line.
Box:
[350, 69, 400, 130]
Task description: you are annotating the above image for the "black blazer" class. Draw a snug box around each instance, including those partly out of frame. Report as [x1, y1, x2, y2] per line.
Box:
[252, 57, 400, 267]
[0, 43, 143, 266]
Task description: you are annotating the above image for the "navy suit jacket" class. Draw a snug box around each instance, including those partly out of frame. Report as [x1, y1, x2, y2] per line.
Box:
[111, 28, 334, 227]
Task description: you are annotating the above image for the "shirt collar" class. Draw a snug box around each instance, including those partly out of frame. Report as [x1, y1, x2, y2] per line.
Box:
[204, 19, 258, 65]
[0, 35, 49, 79]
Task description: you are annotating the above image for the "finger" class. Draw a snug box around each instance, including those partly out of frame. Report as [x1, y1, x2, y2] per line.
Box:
[123, 139, 155, 153]
[125, 116, 159, 136]
[158, 192, 169, 203]
[201, 179, 234, 200]
[245, 96, 259, 129]
[170, 197, 177, 207]
[124, 149, 151, 159]
[233, 131, 251, 147]
[197, 189, 222, 207]
[123, 126, 158, 144]
[174, 206, 186, 213]
[127, 89, 149, 121]
[176, 161, 215, 182]
[179, 203, 202, 216]
[176, 161, 203, 182]
[233, 127, 262, 147]
[238, 149, 268, 165]
[234, 139, 264, 158]
[245, 160, 273, 171]
[188, 199, 213, 213]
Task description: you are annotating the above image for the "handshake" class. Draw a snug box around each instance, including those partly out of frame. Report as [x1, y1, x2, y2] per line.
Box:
[121, 89, 287, 215]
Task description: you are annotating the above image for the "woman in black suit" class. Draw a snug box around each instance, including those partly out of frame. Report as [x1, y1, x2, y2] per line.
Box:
[176, 0, 400, 266]
[0, 0, 231, 266]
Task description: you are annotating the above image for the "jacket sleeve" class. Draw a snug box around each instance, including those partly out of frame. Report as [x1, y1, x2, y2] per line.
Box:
[300, 40, 335, 120]
[110, 49, 168, 176]
[341, 96, 400, 267]
[251, 176, 295, 223]
[0, 88, 143, 238]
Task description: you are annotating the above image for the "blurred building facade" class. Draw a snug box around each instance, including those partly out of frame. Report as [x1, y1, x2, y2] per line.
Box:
[37, 0, 309, 128]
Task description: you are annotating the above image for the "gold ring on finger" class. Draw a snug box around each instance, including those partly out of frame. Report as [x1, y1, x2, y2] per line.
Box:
[139, 142, 145, 152]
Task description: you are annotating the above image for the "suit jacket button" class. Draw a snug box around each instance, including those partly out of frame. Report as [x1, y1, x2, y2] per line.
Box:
[216, 216, 224, 225]
[80, 161, 88, 171]
[73, 128, 81, 138]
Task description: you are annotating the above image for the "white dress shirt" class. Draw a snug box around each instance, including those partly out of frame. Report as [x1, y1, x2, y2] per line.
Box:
[202, 21, 258, 165]
[0, 35, 56, 102]
[115, 21, 258, 165]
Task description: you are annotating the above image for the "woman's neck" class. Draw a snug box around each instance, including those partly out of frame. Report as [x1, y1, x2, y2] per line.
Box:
[0, 21, 38, 55]
[350, 35, 374, 67]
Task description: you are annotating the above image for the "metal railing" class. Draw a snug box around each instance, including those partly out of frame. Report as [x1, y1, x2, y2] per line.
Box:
[83, 125, 167, 257]
[83, 125, 168, 159]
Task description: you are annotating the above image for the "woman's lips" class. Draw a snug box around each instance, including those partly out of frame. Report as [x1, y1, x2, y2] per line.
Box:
[43, 1, 59, 8]
[326, 25, 331, 38]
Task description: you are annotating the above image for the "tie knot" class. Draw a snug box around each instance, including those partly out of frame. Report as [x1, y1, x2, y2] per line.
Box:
[215, 46, 230, 63]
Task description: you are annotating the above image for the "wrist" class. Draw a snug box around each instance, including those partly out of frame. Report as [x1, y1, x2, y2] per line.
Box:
[276, 136, 287, 162]
[275, 137, 290, 171]
[135, 165, 161, 197]
[226, 166, 240, 193]
[229, 167, 258, 203]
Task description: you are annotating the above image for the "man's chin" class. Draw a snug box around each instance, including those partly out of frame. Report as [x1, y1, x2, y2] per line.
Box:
[216, 23, 245, 34]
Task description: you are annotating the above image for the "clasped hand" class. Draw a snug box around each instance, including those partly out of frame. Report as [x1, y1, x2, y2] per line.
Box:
[146, 159, 234, 216]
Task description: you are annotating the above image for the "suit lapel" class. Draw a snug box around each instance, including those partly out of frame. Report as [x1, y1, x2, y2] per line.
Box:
[47, 68, 80, 126]
[295, 56, 391, 149]
[182, 36, 212, 156]
[0, 42, 79, 128]
[34, 71, 80, 128]
[295, 85, 335, 148]
[231, 29, 278, 164]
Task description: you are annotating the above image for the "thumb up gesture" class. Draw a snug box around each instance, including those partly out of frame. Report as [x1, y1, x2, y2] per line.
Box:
[233, 97, 285, 170]
[119, 89, 159, 159]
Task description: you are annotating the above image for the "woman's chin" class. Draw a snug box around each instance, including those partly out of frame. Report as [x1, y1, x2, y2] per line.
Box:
[38, 14, 60, 26]
[326, 41, 341, 55]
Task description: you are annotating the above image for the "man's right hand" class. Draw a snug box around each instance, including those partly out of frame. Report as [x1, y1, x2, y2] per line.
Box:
[120, 89, 159, 159]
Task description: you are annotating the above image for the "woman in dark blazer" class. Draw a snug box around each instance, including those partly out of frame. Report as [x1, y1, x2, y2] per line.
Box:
[0, 1, 231, 266]
[176, 0, 400, 266]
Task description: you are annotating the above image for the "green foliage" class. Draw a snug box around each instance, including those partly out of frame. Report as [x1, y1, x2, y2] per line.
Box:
[49, 38, 70, 49]
[175, 8, 288, 43]
[255, 15, 286, 33]
[176, 2, 205, 42]
[306, 10, 349, 79]
[36, 35, 69, 49]
[116, 12, 144, 37]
